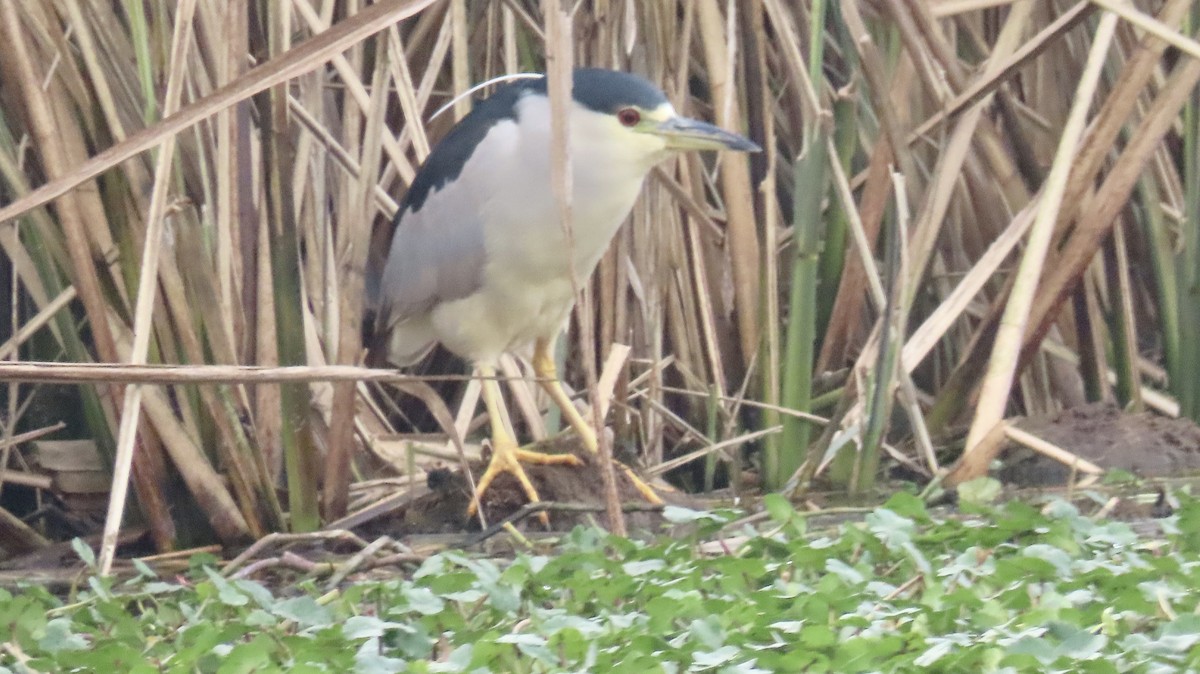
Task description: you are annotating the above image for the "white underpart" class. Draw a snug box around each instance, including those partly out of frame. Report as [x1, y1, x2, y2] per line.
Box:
[410, 95, 673, 365]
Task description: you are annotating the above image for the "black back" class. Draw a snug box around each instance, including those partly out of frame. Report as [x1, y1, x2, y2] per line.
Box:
[400, 69, 668, 215]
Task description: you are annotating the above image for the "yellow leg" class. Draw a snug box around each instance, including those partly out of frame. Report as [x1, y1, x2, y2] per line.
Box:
[532, 338, 597, 449]
[467, 363, 581, 523]
[532, 338, 663, 505]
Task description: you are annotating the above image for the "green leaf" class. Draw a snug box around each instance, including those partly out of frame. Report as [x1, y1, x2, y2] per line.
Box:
[824, 558, 864, 584]
[882, 491, 929, 520]
[687, 617, 725, 649]
[1101, 469, 1138, 485]
[799, 625, 836, 649]
[203, 568, 250, 607]
[1057, 627, 1107, 659]
[622, 559, 666, 576]
[763, 493, 795, 523]
[71, 538, 97, 570]
[1152, 615, 1200, 652]
[495, 633, 547, 647]
[130, 558, 158, 580]
[216, 635, 273, 674]
[355, 638, 408, 674]
[38, 618, 88, 653]
[914, 640, 954, 667]
[662, 505, 728, 524]
[957, 477, 1002, 506]
[344, 615, 412, 640]
[441, 589, 485, 604]
[866, 508, 915, 547]
[692, 644, 740, 667]
[1023, 544, 1074, 577]
[272, 596, 332, 628]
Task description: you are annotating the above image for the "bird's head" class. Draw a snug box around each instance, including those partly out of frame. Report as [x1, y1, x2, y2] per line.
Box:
[564, 69, 760, 167]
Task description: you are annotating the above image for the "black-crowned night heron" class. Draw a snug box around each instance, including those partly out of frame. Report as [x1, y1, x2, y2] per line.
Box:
[368, 68, 758, 516]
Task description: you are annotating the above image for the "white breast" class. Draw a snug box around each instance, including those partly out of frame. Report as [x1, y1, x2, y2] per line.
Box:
[428, 94, 665, 363]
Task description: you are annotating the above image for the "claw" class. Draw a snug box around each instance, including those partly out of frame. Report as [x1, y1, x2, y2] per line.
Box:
[472, 353, 662, 527]
[466, 439, 582, 525]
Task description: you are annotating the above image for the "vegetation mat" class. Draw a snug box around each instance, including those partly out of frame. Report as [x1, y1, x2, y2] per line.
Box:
[2, 492, 1199, 673]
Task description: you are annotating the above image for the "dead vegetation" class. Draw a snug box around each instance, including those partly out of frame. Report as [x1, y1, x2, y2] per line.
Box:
[0, 0, 1198, 569]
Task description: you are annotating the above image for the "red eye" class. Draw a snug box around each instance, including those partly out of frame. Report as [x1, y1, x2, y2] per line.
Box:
[617, 107, 641, 127]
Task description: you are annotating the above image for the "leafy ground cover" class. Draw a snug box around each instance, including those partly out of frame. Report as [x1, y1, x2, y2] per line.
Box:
[2, 492, 1199, 673]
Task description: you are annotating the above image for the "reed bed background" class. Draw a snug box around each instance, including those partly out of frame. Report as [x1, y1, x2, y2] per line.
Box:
[0, 0, 1197, 559]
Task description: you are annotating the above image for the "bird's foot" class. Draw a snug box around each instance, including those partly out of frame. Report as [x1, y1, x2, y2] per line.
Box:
[618, 465, 665, 506]
[568, 426, 665, 506]
[466, 439, 583, 525]
[561, 425, 666, 507]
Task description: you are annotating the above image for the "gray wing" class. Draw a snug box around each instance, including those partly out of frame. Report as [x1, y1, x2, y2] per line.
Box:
[378, 187, 487, 319]
[365, 189, 486, 365]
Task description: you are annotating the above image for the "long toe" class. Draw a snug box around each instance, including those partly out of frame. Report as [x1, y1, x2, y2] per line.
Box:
[621, 466, 665, 505]
[511, 448, 583, 466]
[466, 443, 583, 523]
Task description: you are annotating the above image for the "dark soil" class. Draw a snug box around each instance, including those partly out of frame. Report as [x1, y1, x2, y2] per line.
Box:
[1000, 403, 1200, 486]
[352, 433, 682, 539]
